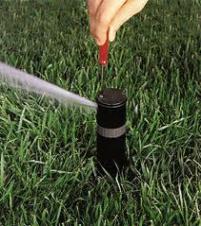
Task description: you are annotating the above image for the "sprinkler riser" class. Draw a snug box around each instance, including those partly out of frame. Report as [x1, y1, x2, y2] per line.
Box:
[96, 88, 127, 177]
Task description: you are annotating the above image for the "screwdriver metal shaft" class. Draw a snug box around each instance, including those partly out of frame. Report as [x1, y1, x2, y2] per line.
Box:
[100, 64, 105, 87]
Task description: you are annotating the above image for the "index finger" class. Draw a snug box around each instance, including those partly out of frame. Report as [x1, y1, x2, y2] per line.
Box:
[87, 0, 102, 16]
[94, 0, 126, 45]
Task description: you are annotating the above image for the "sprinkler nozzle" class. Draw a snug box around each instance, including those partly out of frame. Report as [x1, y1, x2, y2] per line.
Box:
[96, 88, 127, 177]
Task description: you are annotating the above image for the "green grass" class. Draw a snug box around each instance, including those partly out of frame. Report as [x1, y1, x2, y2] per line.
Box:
[0, 0, 201, 225]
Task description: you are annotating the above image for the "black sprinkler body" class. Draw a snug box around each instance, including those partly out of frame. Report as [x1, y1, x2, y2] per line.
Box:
[96, 88, 127, 176]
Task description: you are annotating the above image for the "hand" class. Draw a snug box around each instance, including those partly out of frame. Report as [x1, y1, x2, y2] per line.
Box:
[87, 0, 149, 45]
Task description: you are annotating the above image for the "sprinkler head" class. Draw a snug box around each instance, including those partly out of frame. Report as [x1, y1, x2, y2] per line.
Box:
[96, 88, 127, 177]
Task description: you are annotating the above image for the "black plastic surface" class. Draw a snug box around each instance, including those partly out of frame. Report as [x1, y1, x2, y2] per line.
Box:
[96, 88, 127, 177]
[97, 88, 127, 108]
[97, 134, 127, 177]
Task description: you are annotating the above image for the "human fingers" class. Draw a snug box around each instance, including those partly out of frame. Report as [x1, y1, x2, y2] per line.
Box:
[109, 0, 149, 42]
[92, 0, 126, 45]
[87, 0, 103, 41]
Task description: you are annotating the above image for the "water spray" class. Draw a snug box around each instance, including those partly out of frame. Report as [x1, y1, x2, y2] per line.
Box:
[0, 62, 97, 109]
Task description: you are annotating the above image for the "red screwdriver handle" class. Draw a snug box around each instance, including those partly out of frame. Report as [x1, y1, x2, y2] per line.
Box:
[99, 39, 109, 66]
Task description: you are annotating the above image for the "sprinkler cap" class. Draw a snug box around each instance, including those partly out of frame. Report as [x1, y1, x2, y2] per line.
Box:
[97, 88, 127, 108]
[97, 88, 127, 128]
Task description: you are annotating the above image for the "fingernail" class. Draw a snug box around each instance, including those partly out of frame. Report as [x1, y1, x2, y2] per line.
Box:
[109, 31, 116, 42]
[96, 38, 105, 46]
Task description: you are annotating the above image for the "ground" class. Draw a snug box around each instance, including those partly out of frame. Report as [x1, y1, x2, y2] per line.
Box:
[0, 0, 200, 225]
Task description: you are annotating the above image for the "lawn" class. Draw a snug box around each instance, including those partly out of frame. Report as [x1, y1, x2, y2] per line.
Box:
[0, 0, 200, 225]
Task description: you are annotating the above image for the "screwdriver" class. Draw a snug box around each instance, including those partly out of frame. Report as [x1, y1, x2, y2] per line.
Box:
[98, 38, 109, 85]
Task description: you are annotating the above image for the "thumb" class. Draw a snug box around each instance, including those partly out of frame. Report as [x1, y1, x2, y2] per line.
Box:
[109, 0, 148, 42]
